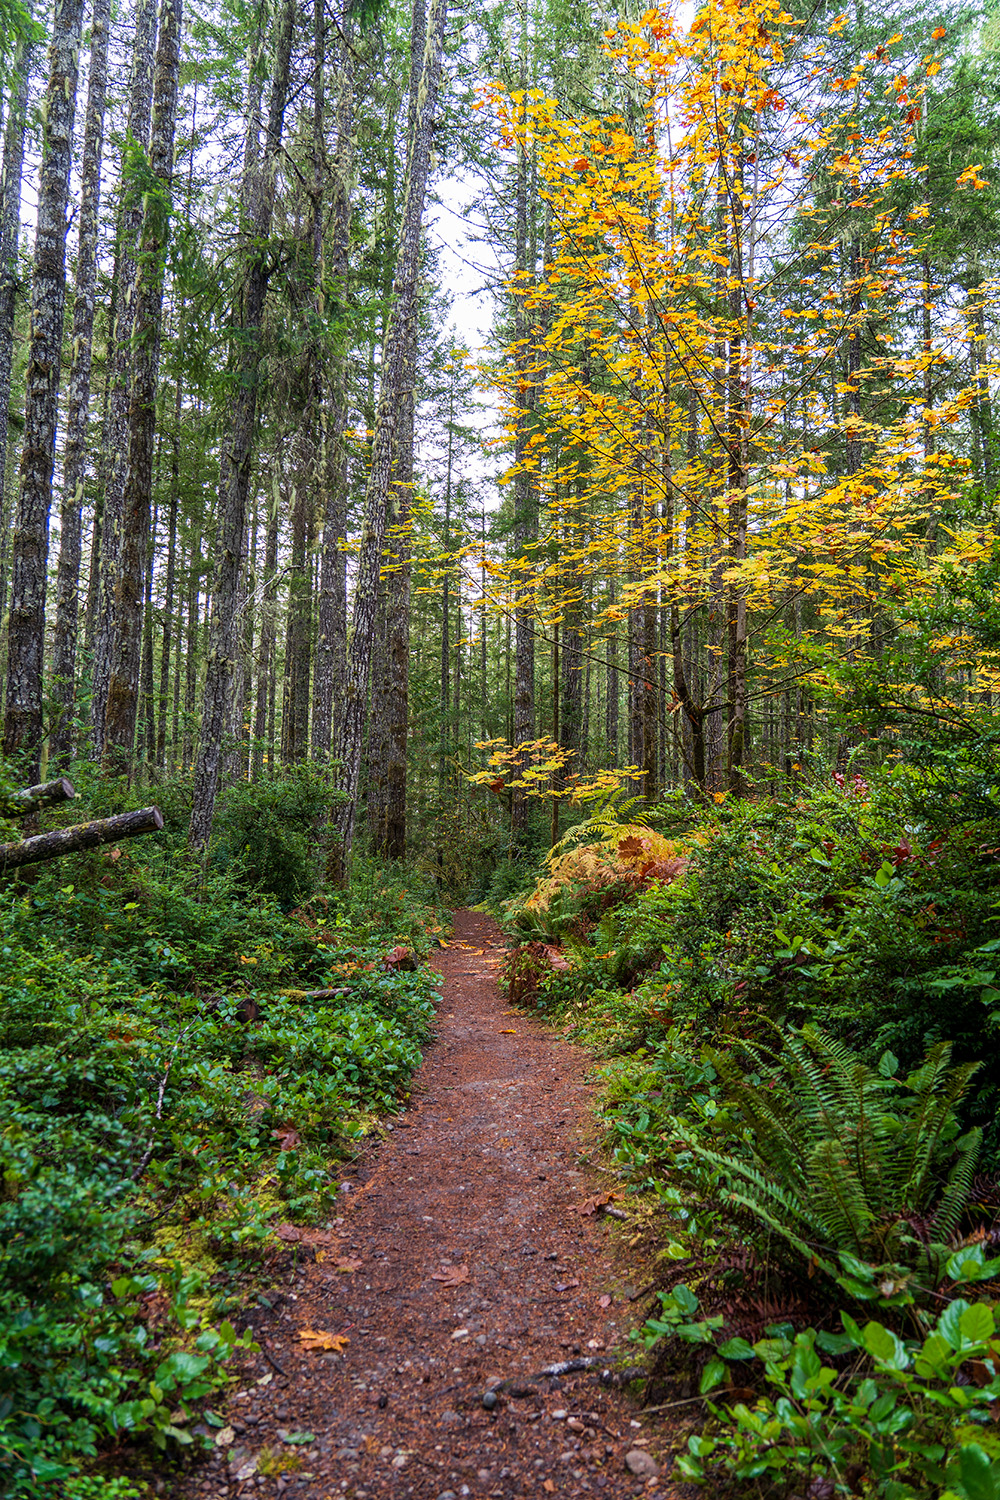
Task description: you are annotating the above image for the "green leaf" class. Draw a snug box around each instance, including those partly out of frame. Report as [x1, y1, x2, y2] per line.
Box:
[699, 1357, 728, 1394]
[958, 1444, 998, 1500]
[31, 1459, 73, 1481]
[670, 1284, 699, 1316]
[960, 1304, 995, 1344]
[718, 1337, 755, 1360]
[940, 1299, 971, 1350]
[753, 1337, 791, 1364]
[878, 1049, 899, 1078]
[154, 1351, 212, 1391]
[282, 1431, 315, 1445]
[862, 1321, 909, 1371]
[816, 1330, 855, 1356]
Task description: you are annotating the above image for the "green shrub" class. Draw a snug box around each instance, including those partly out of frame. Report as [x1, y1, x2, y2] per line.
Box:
[211, 766, 338, 904]
[638, 1258, 1000, 1498]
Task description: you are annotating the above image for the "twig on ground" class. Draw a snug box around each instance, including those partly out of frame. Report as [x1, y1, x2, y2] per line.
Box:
[641, 1394, 710, 1413]
[259, 1338, 287, 1377]
[131, 1024, 191, 1182]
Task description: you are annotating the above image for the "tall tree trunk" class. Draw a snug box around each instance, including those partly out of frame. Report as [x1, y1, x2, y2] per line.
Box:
[156, 401, 179, 766]
[0, 39, 33, 655]
[438, 397, 453, 810]
[312, 7, 353, 761]
[367, 598, 389, 843]
[181, 530, 199, 771]
[139, 499, 157, 765]
[329, 0, 448, 879]
[605, 588, 619, 763]
[283, 434, 313, 763]
[104, 0, 182, 776]
[378, 0, 427, 861]
[189, 0, 296, 850]
[50, 0, 111, 766]
[253, 484, 279, 778]
[2, 0, 83, 777]
[91, 0, 158, 755]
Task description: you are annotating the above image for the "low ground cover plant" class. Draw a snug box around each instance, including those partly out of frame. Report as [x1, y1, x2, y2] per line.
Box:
[0, 777, 442, 1497]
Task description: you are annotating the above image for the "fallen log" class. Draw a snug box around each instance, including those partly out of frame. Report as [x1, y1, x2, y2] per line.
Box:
[0, 806, 164, 872]
[0, 776, 76, 816]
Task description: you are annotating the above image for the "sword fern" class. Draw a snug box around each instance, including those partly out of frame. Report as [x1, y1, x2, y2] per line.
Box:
[676, 1025, 981, 1287]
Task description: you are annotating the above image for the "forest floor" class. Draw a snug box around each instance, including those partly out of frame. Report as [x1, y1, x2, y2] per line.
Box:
[171, 910, 691, 1500]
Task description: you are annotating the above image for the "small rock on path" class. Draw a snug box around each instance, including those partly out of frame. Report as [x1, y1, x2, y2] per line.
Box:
[176, 910, 691, 1500]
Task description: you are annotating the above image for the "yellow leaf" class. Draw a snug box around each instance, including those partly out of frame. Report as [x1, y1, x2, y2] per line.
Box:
[298, 1330, 349, 1353]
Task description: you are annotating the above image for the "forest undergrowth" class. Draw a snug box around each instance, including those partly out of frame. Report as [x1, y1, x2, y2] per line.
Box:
[0, 765, 444, 1499]
[493, 762, 1000, 1499]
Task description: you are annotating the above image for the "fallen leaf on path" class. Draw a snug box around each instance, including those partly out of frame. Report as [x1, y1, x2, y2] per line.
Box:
[275, 1223, 301, 1242]
[555, 1279, 580, 1292]
[543, 1482, 556, 1493]
[281, 1431, 315, 1446]
[500, 1029, 517, 1034]
[272, 1125, 302, 1150]
[573, 1191, 621, 1217]
[298, 1329, 349, 1353]
[599, 1294, 613, 1308]
[431, 1264, 470, 1287]
[334, 1257, 363, 1273]
[215, 1426, 235, 1447]
[309, 1228, 340, 1245]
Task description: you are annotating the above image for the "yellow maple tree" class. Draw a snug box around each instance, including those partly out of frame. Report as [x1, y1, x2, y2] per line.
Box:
[483, 0, 985, 795]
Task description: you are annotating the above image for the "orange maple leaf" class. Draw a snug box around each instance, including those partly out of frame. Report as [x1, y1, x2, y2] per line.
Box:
[298, 1329, 349, 1353]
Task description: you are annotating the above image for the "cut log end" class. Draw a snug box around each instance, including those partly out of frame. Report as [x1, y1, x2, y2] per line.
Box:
[0, 805, 165, 872]
[1, 776, 77, 816]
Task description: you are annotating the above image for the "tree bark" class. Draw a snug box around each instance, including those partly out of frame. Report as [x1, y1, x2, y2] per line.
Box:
[329, 0, 448, 879]
[0, 39, 33, 649]
[188, 0, 296, 851]
[156, 380, 180, 766]
[50, 0, 112, 766]
[253, 485, 279, 777]
[378, 0, 427, 861]
[2, 0, 84, 779]
[312, 12, 352, 762]
[0, 806, 164, 872]
[103, 0, 182, 776]
[90, 0, 158, 756]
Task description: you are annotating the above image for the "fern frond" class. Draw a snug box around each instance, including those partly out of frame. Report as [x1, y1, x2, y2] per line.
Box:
[676, 1131, 830, 1246]
[933, 1127, 982, 1239]
[807, 1138, 876, 1257]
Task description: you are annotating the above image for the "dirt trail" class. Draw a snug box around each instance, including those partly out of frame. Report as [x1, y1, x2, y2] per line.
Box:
[181, 910, 685, 1500]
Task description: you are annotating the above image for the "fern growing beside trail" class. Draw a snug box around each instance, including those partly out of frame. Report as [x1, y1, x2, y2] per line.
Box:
[675, 1026, 981, 1290]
